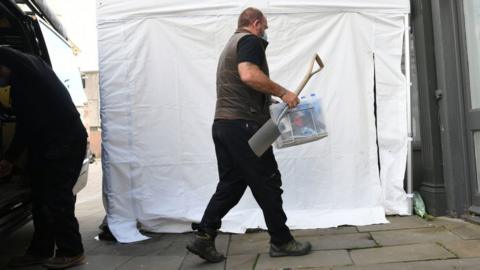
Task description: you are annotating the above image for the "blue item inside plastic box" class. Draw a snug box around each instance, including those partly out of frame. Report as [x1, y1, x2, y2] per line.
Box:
[269, 93, 328, 149]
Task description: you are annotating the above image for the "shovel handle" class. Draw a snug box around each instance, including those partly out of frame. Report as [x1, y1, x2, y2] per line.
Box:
[294, 54, 324, 96]
[275, 54, 324, 123]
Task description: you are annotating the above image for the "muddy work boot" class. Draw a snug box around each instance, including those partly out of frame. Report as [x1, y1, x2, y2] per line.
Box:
[269, 239, 312, 257]
[186, 232, 225, 263]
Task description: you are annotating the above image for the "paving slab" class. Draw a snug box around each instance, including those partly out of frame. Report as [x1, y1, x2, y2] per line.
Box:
[75, 200, 105, 217]
[426, 216, 470, 230]
[439, 240, 480, 258]
[349, 243, 456, 265]
[296, 233, 377, 251]
[229, 231, 270, 255]
[426, 217, 480, 240]
[334, 258, 480, 270]
[79, 217, 101, 231]
[255, 250, 352, 269]
[87, 240, 162, 257]
[79, 224, 102, 239]
[357, 216, 432, 232]
[89, 233, 192, 257]
[180, 253, 226, 270]
[291, 226, 358, 238]
[75, 255, 132, 270]
[83, 236, 107, 255]
[0, 255, 131, 270]
[370, 227, 460, 246]
[149, 233, 193, 256]
[116, 255, 184, 270]
[226, 254, 258, 270]
[78, 212, 104, 228]
[83, 227, 225, 256]
[449, 224, 480, 240]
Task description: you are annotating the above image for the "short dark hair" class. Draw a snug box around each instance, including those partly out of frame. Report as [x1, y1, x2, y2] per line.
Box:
[237, 7, 264, 28]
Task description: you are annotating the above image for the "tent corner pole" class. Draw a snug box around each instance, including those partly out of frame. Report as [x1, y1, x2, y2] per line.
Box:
[404, 13, 413, 215]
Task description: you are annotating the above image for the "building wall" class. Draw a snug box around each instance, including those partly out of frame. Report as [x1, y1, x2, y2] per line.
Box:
[83, 71, 101, 157]
[411, 0, 480, 221]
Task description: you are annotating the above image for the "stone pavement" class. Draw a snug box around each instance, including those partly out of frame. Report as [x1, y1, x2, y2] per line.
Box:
[1, 161, 480, 269]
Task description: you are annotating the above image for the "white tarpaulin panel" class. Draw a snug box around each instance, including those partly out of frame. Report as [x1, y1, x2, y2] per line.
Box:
[373, 14, 410, 215]
[98, 0, 410, 242]
[97, 0, 410, 20]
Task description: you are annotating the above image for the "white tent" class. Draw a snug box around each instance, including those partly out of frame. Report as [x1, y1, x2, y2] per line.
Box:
[97, 0, 411, 243]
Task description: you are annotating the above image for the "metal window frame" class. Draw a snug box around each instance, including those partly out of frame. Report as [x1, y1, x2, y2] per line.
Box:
[455, 0, 480, 215]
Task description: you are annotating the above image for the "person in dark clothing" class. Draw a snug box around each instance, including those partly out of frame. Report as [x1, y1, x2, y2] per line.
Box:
[0, 47, 88, 269]
[186, 7, 312, 263]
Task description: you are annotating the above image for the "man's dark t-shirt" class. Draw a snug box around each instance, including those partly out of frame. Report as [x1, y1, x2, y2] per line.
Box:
[237, 35, 268, 68]
[0, 47, 87, 161]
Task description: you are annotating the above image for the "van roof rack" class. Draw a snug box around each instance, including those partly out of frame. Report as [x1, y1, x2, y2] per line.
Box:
[13, 0, 68, 40]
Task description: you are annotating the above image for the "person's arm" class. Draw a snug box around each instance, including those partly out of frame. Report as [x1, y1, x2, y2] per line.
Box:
[236, 36, 299, 108]
[238, 62, 298, 108]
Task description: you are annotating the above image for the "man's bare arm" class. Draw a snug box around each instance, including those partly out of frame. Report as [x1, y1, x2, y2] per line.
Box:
[238, 62, 299, 108]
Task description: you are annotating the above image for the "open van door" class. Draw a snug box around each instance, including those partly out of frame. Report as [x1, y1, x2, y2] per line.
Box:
[0, 0, 90, 236]
[31, 17, 90, 194]
[0, 0, 38, 237]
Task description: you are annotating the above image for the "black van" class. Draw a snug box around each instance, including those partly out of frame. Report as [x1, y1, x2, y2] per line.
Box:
[0, 0, 90, 236]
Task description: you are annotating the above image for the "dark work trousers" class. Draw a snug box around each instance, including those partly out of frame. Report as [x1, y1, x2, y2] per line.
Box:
[26, 136, 87, 257]
[199, 119, 294, 245]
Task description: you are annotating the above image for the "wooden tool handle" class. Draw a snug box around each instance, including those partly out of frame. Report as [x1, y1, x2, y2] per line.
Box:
[293, 54, 325, 96]
[275, 54, 325, 123]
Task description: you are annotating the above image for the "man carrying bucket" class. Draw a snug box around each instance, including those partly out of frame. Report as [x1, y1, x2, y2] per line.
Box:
[187, 7, 311, 263]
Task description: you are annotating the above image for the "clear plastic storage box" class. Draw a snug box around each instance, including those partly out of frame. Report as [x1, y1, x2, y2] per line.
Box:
[270, 93, 328, 149]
